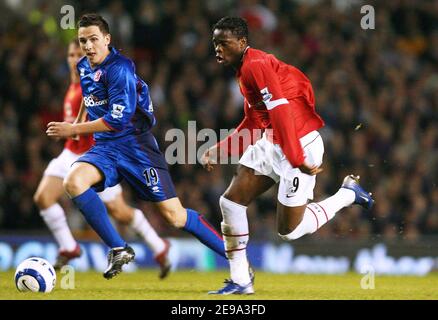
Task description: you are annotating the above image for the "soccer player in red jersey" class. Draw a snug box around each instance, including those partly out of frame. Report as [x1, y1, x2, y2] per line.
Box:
[203, 17, 374, 294]
[34, 39, 171, 279]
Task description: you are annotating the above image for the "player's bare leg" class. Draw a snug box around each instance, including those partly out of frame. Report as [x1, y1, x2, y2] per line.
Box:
[106, 194, 171, 279]
[277, 175, 374, 241]
[104, 194, 133, 225]
[34, 176, 65, 210]
[209, 165, 275, 294]
[223, 165, 276, 206]
[153, 197, 188, 228]
[34, 175, 82, 269]
[63, 162, 103, 197]
[276, 203, 307, 235]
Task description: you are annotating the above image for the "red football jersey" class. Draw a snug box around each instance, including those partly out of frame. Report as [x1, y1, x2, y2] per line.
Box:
[63, 83, 94, 154]
[217, 47, 324, 167]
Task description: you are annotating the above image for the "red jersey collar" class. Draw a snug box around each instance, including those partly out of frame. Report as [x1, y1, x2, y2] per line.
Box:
[237, 46, 251, 76]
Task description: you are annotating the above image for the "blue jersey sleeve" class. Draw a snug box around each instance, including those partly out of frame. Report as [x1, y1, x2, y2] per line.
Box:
[102, 61, 136, 131]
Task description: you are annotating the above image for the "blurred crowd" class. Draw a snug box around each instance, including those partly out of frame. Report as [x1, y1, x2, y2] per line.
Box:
[0, 0, 437, 242]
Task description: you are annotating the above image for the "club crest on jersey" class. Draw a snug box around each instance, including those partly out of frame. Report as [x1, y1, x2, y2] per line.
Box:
[94, 70, 102, 82]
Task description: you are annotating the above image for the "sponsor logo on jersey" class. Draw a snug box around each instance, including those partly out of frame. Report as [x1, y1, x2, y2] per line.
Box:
[84, 95, 108, 107]
[80, 68, 85, 77]
[94, 70, 102, 82]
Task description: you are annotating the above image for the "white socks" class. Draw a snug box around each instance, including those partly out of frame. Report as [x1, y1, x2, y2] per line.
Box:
[40, 203, 77, 251]
[219, 196, 251, 286]
[130, 209, 166, 256]
[279, 188, 355, 241]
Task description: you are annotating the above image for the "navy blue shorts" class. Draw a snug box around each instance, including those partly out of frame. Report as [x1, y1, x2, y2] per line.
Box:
[76, 132, 176, 202]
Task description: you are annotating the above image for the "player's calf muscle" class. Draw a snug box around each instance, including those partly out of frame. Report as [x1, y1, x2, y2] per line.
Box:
[277, 204, 306, 235]
[106, 201, 134, 224]
[156, 198, 187, 228]
[162, 208, 187, 228]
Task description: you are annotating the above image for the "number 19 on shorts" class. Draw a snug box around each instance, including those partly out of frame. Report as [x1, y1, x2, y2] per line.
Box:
[143, 167, 159, 186]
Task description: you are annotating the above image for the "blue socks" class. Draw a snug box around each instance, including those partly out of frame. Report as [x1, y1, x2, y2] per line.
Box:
[72, 188, 126, 248]
[72, 190, 225, 258]
[183, 209, 226, 258]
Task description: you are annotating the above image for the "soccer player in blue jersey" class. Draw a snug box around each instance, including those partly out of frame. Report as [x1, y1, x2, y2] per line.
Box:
[46, 13, 225, 279]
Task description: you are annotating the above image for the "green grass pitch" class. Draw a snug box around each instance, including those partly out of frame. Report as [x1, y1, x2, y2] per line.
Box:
[1, 269, 437, 300]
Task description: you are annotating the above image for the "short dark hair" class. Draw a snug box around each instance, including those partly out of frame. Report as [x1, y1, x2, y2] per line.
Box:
[77, 13, 110, 35]
[213, 16, 248, 39]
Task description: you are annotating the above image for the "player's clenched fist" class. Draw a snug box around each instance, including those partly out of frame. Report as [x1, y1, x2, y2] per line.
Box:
[46, 121, 75, 138]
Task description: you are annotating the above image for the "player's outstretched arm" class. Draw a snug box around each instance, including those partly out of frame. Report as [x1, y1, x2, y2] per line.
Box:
[46, 118, 111, 138]
[201, 115, 256, 171]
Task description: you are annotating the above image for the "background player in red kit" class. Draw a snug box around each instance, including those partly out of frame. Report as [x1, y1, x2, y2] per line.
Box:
[202, 17, 375, 294]
[33, 39, 171, 279]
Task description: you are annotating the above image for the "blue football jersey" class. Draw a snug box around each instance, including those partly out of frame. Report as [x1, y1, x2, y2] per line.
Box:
[77, 47, 156, 141]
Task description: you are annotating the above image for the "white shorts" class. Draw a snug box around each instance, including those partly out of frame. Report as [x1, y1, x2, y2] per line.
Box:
[44, 148, 122, 202]
[239, 130, 324, 207]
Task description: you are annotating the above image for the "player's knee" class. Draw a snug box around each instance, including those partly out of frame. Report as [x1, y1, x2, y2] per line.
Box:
[63, 175, 84, 197]
[219, 196, 244, 214]
[222, 191, 249, 207]
[33, 191, 51, 210]
[33, 191, 42, 207]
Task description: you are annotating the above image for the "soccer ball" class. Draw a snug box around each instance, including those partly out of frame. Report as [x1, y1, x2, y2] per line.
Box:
[15, 257, 56, 293]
